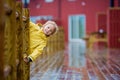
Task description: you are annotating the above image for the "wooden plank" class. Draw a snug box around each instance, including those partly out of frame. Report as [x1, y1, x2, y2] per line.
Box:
[4, 0, 16, 80]
[22, 8, 30, 80]
[0, 0, 5, 80]
[86, 54, 105, 80]
[15, 2, 24, 80]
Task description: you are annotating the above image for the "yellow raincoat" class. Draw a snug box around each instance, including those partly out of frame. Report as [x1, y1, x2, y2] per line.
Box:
[28, 21, 47, 61]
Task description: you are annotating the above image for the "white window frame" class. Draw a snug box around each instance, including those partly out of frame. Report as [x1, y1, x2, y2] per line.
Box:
[68, 14, 86, 42]
[45, 0, 54, 3]
[68, 0, 76, 2]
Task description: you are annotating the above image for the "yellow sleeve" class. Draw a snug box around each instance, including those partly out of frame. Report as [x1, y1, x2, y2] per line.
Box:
[29, 21, 36, 29]
[30, 21, 34, 26]
[28, 40, 47, 61]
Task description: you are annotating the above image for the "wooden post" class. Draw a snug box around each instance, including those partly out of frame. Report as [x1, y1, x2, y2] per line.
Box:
[4, 0, 16, 80]
[16, 2, 25, 80]
[0, 0, 5, 80]
[22, 8, 30, 80]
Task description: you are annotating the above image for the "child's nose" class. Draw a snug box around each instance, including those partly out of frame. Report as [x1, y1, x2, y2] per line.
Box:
[48, 28, 51, 32]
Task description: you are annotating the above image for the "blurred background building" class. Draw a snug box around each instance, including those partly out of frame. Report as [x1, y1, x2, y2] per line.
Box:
[18, 0, 120, 44]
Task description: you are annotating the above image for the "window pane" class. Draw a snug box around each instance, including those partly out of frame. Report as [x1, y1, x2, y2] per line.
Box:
[45, 0, 54, 3]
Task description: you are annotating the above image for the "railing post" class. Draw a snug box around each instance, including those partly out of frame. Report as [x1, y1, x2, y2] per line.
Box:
[0, 0, 5, 80]
[22, 8, 30, 80]
[4, 0, 17, 80]
[16, 1, 25, 80]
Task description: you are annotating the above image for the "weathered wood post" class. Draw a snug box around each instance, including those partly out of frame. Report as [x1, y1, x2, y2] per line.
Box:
[16, 1, 25, 80]
[59, 27, 65, 69]
[0, 0, 5, 80]
[4, 0, 17, 80]
[22, 8, 30, 80]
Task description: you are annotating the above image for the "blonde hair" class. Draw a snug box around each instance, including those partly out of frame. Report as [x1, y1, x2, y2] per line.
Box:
[43, 20, 59, 34]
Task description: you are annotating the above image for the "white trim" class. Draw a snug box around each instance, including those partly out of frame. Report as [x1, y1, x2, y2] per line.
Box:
[45, 0, 54, 3]
[69, 39, 84, 42]
[68, 0, 76, 2]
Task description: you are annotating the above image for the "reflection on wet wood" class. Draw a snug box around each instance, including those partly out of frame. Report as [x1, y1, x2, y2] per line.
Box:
[87, 49, 120, 80]
[30, 43, 120, 80]
[0, 0, 5, 80]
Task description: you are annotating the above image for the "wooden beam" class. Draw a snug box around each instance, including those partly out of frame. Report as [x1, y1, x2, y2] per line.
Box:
[22, 8, 30, 80]
[4, 0, 16, 80]
[16, 2, 25, 80]
[0, 0, 5, 79]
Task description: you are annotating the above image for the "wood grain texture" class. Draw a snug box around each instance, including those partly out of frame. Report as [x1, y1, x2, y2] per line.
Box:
[22, 8, 30, 80]
[4, 0, 17, 80]
[0, 0, 5, 80]
[16, 2, 25, 80]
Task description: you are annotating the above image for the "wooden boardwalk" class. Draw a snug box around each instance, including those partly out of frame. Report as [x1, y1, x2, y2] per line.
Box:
[0, 0, 120, 80]
[30, 41, 120, 80]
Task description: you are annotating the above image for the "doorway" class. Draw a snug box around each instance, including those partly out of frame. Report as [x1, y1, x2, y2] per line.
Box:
[68, 15, 86, 42]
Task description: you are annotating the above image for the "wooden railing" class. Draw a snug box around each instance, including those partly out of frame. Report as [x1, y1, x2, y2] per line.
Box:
[0, 0, 65, 80]
[30, 27, 65, 79]
[0, 0, 5, 80]
[86, 32, 107, 50]
[4, 0, 17, 80]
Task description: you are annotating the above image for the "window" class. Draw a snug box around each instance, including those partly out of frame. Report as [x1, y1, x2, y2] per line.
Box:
[30, 16, 53, 23]
[45, 0, 54, 3]
[68, 0, 76, 2]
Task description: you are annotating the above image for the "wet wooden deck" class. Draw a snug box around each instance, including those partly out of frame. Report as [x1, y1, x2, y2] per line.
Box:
[30, 42, 120, 80]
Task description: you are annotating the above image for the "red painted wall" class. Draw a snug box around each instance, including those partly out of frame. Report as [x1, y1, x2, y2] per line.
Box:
[29, 0, 59, 19]
[28, 0, 110, 43]
[97, 13, 107, 32]
[114, 0, 120, 7]
[107, 8, 120, 49]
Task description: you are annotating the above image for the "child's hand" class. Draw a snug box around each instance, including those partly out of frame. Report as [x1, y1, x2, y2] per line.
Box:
[22, 16, 27, 22]
[23, 53, 32, 63]
[23, 56, 29, 63]
[23, 53, 29, 63]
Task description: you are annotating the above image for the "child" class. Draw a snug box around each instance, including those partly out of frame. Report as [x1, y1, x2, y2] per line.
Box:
[23, 20, 58, 63]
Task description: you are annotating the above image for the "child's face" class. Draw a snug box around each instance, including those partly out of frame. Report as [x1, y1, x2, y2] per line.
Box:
[43, 24, 55, 36]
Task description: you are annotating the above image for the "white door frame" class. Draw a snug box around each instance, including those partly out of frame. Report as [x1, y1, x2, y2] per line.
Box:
[68, 14, 86, 42]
